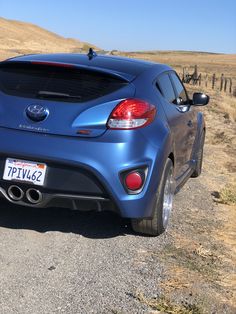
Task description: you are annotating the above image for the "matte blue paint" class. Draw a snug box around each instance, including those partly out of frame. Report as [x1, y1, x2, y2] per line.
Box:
[0, 53, 205, 218]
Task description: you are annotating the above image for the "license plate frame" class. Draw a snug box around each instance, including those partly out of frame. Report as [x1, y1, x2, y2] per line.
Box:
[3, 158, 47, 186]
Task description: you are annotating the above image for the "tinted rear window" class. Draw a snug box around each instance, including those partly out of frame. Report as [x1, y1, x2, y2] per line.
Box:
[0, 62, 128, 102]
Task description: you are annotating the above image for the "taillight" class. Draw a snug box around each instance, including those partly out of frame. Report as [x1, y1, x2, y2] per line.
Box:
[107, 98, 156, 129]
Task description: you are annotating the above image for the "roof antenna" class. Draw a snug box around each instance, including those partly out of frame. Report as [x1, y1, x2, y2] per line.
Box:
[87, 48, 97, 60]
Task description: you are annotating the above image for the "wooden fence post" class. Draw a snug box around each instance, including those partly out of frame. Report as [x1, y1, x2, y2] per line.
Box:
[198, 74, 201, 86]
[193, 65, 198, 85]
[182, 68, 185, 81]
[224, 78, 228, 92]
[229, 78, 232, 93]
[220, 74, 224, 91]
[212, 73, 216, 89]
[205, 74, 208, 87]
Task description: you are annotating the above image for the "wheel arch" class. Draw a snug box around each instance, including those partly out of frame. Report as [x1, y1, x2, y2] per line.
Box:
[168, 152, 175, 167]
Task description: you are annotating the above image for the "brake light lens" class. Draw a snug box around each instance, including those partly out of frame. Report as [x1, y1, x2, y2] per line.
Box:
[31, 61, 75, 68]
[107, 98, 156, 129]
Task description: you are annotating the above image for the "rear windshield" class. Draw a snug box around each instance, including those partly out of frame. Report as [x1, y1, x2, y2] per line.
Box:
[0, 62, 128, 102]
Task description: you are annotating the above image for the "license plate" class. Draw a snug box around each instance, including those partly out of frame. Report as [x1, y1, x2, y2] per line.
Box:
[3, 158, 47, 186]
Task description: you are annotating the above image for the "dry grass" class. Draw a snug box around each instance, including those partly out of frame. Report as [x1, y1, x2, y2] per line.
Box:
[134, 291, 204, 314]
[201, 87, 236, 122]
[218, 184, 236, 205]
[220, 94, 236, 122]
[207, 90, 236, 123]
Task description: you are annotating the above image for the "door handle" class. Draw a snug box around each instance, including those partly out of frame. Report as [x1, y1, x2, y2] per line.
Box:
[187, 120, 193, 127]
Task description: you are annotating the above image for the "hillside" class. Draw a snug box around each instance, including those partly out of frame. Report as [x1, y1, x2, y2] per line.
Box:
[0, 17, 97, 60]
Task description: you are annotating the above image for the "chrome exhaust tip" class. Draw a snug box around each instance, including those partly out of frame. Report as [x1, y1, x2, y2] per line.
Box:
[8, 185, 24, 201]
[26, 188, 43, 204]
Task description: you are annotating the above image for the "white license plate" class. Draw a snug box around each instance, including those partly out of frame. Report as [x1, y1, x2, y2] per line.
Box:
[3, 158, 47, 186]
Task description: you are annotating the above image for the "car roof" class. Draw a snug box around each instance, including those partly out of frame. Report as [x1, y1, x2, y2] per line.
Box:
[4, 53, 172, 81]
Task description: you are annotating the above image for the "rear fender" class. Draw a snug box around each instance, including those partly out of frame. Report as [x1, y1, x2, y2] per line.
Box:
[147, 133, 175, 218]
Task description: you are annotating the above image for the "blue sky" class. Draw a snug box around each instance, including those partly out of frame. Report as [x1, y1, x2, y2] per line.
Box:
[0, 0, 235, 53]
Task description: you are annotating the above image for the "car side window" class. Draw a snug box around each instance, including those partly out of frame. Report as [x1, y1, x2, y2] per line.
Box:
[170, 72, 188, 105]
[156, 73, 176, 103]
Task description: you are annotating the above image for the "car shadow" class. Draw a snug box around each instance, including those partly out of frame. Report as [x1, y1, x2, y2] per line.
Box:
[0, 200, 134, 239]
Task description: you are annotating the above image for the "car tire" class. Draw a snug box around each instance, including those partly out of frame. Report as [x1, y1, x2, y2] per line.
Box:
[131, 158, 174, 236]
[191, 131, 205, 178]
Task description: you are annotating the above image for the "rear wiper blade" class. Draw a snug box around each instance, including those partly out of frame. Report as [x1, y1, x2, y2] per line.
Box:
[37, 91, 81, 99]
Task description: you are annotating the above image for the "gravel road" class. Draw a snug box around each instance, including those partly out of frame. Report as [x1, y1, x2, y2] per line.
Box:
[0, 198, 169, 314]
[0, 159, 235, 314]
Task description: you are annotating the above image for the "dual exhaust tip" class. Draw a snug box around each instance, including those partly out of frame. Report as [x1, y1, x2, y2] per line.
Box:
[7, 185, 43, 204]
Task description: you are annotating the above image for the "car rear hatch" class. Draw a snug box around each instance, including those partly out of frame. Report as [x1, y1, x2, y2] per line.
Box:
[0, 61, 135, 137]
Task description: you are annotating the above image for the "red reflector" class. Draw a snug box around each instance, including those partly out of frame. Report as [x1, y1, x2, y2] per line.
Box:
[31, 61, 75, 68]
[125, 172, 143, 191]
[77, 129, 91, 135]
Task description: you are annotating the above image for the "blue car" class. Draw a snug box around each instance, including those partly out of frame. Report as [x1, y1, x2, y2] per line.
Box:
[0, 51, 209, 235]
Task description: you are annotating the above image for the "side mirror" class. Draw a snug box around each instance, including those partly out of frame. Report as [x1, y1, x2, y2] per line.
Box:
[192, 93, 209, 106]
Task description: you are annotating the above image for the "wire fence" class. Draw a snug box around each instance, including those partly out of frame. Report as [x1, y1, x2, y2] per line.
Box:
[180, 65, 236, 96]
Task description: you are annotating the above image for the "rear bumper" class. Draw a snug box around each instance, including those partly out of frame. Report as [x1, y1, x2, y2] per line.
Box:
[0, 127, 168, 218]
